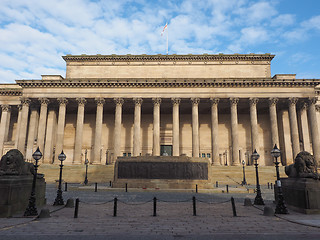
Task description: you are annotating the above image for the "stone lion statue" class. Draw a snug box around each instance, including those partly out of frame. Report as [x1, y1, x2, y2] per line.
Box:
[0, 149, 34, 176]
[285, 151, 319, 180]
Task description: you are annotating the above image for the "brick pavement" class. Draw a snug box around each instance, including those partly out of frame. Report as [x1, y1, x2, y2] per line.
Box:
[0, 184, 319, 239]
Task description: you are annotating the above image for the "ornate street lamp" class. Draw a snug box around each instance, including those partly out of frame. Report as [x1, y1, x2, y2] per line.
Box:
[241, 160, 247, 185]
[53, 150, 66, 206]
[24, 147, 43, 216]
[271, 144, 288, 214]
[84, 149, 89, 185]
[252, 149, 264, 205]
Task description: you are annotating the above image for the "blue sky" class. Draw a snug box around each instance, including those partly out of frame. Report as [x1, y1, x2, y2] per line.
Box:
[1, 0, 320, 83]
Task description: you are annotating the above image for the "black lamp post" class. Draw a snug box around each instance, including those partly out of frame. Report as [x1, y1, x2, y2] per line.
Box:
[271, 144, 288, 214]
[252, 149, 264, 205]
[24, 147, 43, 216]
[84, 149, 89, 185]
[241, 160, 247, 185]
[53, 150, 66, 206]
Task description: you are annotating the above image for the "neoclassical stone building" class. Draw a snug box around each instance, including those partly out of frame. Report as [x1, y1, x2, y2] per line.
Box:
[0, 53, 320, 166]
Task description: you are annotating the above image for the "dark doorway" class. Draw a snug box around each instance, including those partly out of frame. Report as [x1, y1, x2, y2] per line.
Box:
[160, 145, 173, 156]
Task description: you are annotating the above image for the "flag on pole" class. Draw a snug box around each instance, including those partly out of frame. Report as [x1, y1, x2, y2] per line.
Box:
[161, 23, 168, 36]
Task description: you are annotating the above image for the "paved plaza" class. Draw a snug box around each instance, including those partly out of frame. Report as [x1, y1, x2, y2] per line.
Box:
[0, 184, 320, 240]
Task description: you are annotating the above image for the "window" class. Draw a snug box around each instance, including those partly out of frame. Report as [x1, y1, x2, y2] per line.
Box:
[128, 152, 131, 156]
[207, 153, 211, 158]
[123, 153, 127, 157]
[202, 153, 206, 158]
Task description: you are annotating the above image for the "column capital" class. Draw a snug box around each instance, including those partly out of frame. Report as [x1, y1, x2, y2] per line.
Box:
[39, 97, 50, 106]
[17, 104, 22, 111]
[152, 97, 162, 106]
[210, 97, 220, 105]
[316, 105, 320, 112]
[1, 105, 11, 112]
[76, 97, 87, 106]
[191, 97, 200, 105]
[288, 97, 298, 106]
[229, 97, 239, 105]
[20, 97, 31, 106]
[268, 97, 278, 106]
[57, 98, 68, 106]
[133, 98, 143, 106]
[95, 97, 105, 106]
[114, 98, 124, 106]
[249, 97, 259, 106]
[308, 97, 318, 105]
[171, 98, 181, 105]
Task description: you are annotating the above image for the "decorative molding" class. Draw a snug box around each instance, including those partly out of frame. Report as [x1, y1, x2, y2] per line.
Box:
[191, 98, 200, 105]
[171, 98, 181, 105]
[210, 97, 220, 105]
[315, 105, 320, 112]
[133, 98, 143, 106]
[20, 97, 31, 106]
[0, 89, 22, 96]
[39, 98, 50, 106]
[114, 98, 124, 106]
[62, 54, 275, 63]
[249, 97, 259, 106]
[152, 97, 162, 106]
[308, 97, 317, 105]
[288, 97, 298, 106]
[57, 98, 68, 106]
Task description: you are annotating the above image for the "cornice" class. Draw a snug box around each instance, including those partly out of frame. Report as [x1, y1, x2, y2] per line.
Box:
[15, 78, 320, 88]
[62, 54, 275, 63]
[0, 88, 22, 96]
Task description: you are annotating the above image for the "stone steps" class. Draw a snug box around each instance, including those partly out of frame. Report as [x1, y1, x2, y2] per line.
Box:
[38, 164, 285, 186]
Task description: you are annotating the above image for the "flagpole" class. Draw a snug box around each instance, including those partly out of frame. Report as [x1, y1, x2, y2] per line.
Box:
[166, 24, 168, 55]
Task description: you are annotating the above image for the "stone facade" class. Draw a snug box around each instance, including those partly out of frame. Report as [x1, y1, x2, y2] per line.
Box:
[0, 53, 320, 166]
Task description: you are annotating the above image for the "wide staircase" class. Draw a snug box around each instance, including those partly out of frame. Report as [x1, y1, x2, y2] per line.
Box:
[38, 164, 285, 187]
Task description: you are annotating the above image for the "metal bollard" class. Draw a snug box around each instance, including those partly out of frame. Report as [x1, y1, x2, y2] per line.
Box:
[65, 182, 68, 192]
[74, 198, 79, 218]
[193, 196, 196, 216]
[268, 182, 270, 189]
[109, 181, 112, 187]
[231, 197, 237, 217]
[95, 182, 98, 192]
[216, 181, 219, 188]
[226, 185, 229, 193]
[196, 184, 198, 193]
[153, 197, 157, 217]
[113, 197, 118, 217]
[270, 183, 273, 189]
[125, 183, 128, 192]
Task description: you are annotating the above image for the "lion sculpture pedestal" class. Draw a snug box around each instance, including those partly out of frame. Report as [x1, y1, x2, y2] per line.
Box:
[280, 151, 320, 214]
[0, 149, 46, 217]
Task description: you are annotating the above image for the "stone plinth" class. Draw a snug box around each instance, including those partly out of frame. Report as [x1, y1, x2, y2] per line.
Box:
[113, 156, 212, 189]
[280, 178, 320, 214]
[0, 175, 46, 217]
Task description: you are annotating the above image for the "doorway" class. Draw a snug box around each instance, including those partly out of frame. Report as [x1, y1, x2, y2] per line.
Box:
[160, 145, 173, 156]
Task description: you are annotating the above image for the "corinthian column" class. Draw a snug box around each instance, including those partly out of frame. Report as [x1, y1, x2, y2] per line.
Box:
[114, 98, 124, 161]
[74, 98, 86, 164]
[37, 98, 49, 154]
[0, 105, 11, 156]
[230, 98, 240, 166]
[14, 105, 22, 148]
[26, 105, 39, 161]
[210, 98, 220, 165]
[191, 98, 200, 158]
[133, 98, 143, 156]
[17, 98, 31, 155]
[93, 98, 105, 164]
[308, 97, 320, 164]
[172, 98, 180, 156]
[249, 98, 259, 153]
[55, 98, 68, 163]
[300, 102, 311, 152]
[269, 98, 279, 147]
[288, 97, 300, 158]
[152, 98, 161, 156]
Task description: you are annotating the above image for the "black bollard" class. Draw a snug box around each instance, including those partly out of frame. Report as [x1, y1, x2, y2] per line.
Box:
[193, 196, 196, 216]
[226, 185, 229, 193]
[231, 197, 237, 217]
[196, 184, 198, 193]
[74, 198, 79, 218]
[109, 181, 112, 187]
[113, 197, 117, 217]
[95, 182, 98, 192]
[271, 183, 273, 189]
[65, 182, 68, 192]
[268, 182, 270, 189]
[216, 181, 219, 187]
[153, 197, 157, 217]
[125, 183, 128, 192]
